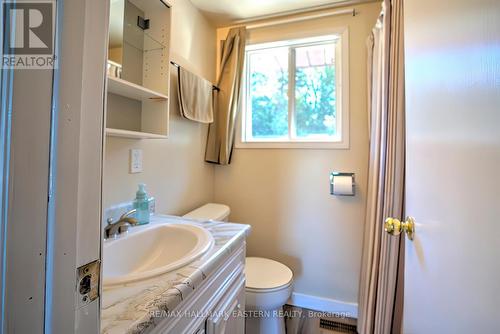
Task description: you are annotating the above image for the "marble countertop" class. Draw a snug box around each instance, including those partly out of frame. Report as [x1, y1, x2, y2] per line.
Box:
[100, 215, 250, 334]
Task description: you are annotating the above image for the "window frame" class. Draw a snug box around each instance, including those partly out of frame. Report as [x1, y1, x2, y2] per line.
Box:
[236, 28, 350, 149]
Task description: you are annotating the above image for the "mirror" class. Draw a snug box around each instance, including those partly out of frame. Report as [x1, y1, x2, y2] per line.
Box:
[108, 0, 167, 87]
[108, 0, 125, 78]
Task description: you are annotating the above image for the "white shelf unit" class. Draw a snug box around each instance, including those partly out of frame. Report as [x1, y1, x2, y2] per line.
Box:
[106, 0, 171, 139]
[105, 128, 168, 139]
[107, 76, 168, 101]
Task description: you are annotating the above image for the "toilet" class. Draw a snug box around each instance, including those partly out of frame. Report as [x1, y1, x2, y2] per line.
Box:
[183, 203, 293, 334]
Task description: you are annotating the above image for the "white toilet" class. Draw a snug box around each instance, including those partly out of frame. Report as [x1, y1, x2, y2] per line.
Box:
[183, 203, 294, 334]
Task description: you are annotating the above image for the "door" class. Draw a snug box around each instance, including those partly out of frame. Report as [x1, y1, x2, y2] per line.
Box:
[1, 9, 53, 334]
[206, 274, 245, 334]
[0, 0, 109, 332]
[401, 0, 500, 333]
[1, 1, 60, 331]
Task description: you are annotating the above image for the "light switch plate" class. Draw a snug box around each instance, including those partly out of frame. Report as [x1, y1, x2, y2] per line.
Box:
[129, 149, 143, 173]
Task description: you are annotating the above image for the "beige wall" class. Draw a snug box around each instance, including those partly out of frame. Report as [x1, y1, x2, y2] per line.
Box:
[103, 0, 217, 215]
[214, 2, 381, 304]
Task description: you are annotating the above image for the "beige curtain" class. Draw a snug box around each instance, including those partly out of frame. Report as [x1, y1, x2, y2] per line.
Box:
[357, 0, 406, 333]
[205, 27, 246, 165]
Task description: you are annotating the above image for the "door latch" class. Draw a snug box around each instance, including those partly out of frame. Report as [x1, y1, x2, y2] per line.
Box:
[76, 260, 100, 308]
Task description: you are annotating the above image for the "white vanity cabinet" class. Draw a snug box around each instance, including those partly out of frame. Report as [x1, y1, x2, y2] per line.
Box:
[150, 241, 246, 334]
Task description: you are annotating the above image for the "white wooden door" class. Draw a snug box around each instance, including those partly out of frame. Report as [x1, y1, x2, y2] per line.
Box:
[402, 0, 500, 333]
[0, 0, 109, 332]
[206, 275, 245, 334]
[50, 0, 109, 333]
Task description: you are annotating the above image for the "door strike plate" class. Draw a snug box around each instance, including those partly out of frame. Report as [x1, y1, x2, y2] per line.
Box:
[76, 260, 100, 308]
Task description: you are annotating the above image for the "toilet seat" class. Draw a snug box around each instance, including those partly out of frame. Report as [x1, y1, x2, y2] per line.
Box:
[245, 257, 293, 292]
[246, 282, 292, 293]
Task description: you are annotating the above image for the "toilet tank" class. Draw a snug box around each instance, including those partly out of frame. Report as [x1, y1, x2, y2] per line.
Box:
[183, 203, 231, 221]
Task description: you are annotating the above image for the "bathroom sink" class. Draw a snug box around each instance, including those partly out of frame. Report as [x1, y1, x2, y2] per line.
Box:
[103, 223, 214, 286]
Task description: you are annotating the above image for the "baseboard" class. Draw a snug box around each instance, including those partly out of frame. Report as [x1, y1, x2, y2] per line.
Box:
[287, 292, 358, 318]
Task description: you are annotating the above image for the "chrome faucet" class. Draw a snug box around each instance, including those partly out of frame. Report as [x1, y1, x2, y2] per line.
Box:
[104, 209, 138, 239]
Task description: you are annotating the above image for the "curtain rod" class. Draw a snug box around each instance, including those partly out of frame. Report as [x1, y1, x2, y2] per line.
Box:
[170, 61, 220, 91]
[235, 7, 356, 30]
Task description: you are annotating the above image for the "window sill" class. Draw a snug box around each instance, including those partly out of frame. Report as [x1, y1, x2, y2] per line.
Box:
[234, 141, 349, 150]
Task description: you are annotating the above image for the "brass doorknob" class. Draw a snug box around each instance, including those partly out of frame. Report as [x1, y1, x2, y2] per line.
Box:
[384, 216, 415, 240]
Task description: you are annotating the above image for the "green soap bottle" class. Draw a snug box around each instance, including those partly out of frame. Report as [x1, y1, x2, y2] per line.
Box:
[134, 183, 150, 225]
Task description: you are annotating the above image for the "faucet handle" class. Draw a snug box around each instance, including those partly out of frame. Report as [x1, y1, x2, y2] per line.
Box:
[104, 209, 139, 240]
[118, 224, 130, 234]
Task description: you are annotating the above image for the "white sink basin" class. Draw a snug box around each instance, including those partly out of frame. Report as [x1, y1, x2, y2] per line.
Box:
[103, 223, 214, 286]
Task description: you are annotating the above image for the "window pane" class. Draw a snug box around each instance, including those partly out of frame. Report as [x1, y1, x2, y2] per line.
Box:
[248, 47, 289, 139]
[295, 43, 337, 138]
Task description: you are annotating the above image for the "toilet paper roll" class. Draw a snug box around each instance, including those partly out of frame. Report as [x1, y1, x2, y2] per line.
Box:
[332, 175, 354, 196]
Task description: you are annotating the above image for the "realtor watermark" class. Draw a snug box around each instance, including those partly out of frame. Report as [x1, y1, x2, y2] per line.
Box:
[149, 308, 352, 320]
[2, 1, 56, 69]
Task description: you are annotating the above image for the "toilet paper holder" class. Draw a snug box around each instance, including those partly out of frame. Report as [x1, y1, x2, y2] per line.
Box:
[330, 172, 355, 196]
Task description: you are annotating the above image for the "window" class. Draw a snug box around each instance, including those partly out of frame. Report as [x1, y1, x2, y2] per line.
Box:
[238, 31, 349, 149]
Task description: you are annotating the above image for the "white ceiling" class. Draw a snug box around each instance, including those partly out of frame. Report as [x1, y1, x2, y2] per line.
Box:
[190, 0, 361, 26]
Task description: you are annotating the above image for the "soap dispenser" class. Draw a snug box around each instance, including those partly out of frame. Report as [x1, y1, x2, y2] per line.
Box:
[134, 183, 150, 225]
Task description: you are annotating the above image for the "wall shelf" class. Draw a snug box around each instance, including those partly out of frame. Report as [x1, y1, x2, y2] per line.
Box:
[107, 76, 168, 101]
[106, 128, 168, 139]
[105, 1, 171, 140]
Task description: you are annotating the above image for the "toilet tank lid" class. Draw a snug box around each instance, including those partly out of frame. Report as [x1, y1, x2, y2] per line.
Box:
[183, 203, 231, 221]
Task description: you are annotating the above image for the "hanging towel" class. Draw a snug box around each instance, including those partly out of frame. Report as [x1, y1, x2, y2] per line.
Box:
[177, 66, 214, 123]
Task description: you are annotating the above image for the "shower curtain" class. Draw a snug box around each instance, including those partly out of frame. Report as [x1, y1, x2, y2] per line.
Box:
[357, 0, 406, 333]
[205, 27, 246, 165]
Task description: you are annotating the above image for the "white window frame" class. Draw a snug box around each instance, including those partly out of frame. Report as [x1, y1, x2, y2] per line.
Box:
[236, 28, 349, 149]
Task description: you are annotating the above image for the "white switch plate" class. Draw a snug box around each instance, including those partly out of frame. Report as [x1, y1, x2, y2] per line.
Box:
[129, 149, 143, 173]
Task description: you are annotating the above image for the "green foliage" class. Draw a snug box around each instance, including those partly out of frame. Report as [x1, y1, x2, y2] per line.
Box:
[250, 65, 336, 138]
[250, 71, 288, 137]
[295, 65, 336, 137]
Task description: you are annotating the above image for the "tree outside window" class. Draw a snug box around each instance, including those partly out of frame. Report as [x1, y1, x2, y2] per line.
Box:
[244, 37, 341, 144]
